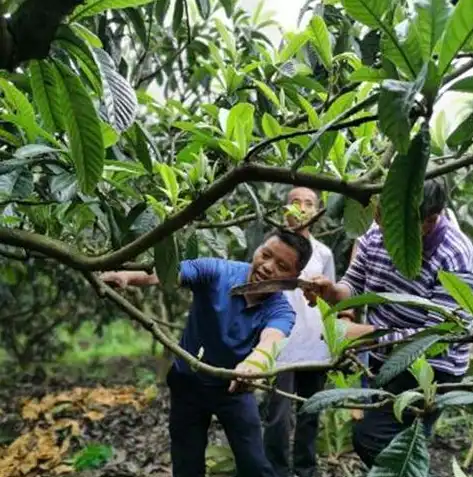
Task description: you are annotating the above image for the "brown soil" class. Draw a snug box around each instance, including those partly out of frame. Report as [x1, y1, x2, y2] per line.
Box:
[0, 357, 470, 477]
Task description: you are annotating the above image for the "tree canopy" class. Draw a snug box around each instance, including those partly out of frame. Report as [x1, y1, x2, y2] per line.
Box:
[2, 0, 473, 475]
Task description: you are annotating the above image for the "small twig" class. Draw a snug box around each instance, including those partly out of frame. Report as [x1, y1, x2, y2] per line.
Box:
[285, 83, 361, 128]
[292, 208, 326, 232]
[136, 41, 191, 87]
[244, 115, 378, 163]
[196, 207, 280, 230]
[83, 273, 341, 380]
[352, 143, 396, 186]
[291, 97, 379, 171]
[346, 350, 375, 379]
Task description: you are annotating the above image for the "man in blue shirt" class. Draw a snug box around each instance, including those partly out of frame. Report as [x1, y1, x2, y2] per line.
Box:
[100, 229, 312, 477]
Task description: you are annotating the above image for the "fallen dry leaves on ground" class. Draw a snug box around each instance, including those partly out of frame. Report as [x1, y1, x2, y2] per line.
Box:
[0, 385, 155, 477]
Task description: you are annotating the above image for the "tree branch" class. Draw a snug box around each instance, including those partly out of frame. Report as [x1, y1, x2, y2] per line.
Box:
[0, 0, 85, 71]
[2, 153, 473, 271]
[0, 164, 374, 270]
[291, 95, 379, 171]
[244, 115, 378, 163]
[84, 273, 341, 379]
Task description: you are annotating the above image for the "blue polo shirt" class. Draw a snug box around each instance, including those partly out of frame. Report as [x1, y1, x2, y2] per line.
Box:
[173, 258, 296, 385]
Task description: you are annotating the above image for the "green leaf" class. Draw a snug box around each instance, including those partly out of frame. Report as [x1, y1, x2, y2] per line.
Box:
[53, 60, 105, 195]
[218, 139, 243, 161]
[123, 7, 147, 45]
[214, 19, 237, 60]
[70, 0, 156, 21]
[261, 113, 281, 138]
[196, 0, 210, 19]
[393, 391, 424, 423]
[369, 419, 429, 477]
[378, 73, 426, 155]
[300, 388, 391, 414]
[0, 77, 37, 142]
[438, 0, 473, 77]
[375, 334, 443, 388]
[29, 60, 63, 132]
[279, 32, 309, 63]
[71, 23, 103, 47]
[101, 121, 119, 148]
[448, 76, 473, 93]
[50, 172, 78, 202]
[380, 124, 430, 279]
[381, 22, 423, 79]
[446, 111, 473, 149]
[341, 0, 391, 29]
[55, 25, 102, 95]
[132, 122, 153, 173]
[14, 144, 60, 159]
[156, 164, 179, 206]
[92, 48, 137, 133]
[308, 16, 333, 70]
[297, 94, 321, 128]
[452, 458, 469, 477]
[154, 234, 179, 292]
[172, 0, 184, 34]
[438, 270, 473, 315]
[349, 66, 388, 83]
[343, 198, 375, 238]
[225, 103, 254, 157]
[0, 169, 34, 198]
[253, 80, 280, 107]
[185, 231, 199, 259]
[412, 0, 451, 62]
[410, 357, 435, 394]
[435, 391, 473, 409]
[328, 292, 457, 322]
[155, 0, 171, 22]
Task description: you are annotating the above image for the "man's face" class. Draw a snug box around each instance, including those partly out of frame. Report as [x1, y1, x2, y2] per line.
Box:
[285, 187, 319, 229]
[250, 236, 300, 283]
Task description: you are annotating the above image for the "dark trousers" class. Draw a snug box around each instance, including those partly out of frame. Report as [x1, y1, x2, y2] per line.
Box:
[167, 367, 276, 477]
[353, 357, 463, 469]
[262, 370, 326, 477]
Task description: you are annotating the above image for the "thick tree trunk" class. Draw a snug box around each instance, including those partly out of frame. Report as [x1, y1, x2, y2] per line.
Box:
[0, 0, 85, 71]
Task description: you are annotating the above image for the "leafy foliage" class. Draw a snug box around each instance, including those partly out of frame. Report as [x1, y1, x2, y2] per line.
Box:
[368, 419, 430, 477]
[1, 0, 473, 472]
[300, 388, 391, 414]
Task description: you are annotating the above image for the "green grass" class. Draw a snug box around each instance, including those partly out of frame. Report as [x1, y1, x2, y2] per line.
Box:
[56, 319, 164, 365]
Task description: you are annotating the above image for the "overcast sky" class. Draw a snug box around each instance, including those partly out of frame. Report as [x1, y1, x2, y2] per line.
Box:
[239, 0, 306, 42]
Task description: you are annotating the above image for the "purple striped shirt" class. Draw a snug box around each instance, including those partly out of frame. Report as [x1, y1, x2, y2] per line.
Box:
[340, 215, 473, 375]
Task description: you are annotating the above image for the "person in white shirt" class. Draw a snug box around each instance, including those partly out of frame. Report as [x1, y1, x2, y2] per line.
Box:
[262, 187, 335, 477]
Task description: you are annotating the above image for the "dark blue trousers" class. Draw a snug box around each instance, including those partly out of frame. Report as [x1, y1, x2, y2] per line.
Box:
[167, 367, 276, 477]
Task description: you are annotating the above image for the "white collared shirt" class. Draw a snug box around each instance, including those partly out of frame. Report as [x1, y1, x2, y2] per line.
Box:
[276, 235, 335, 365]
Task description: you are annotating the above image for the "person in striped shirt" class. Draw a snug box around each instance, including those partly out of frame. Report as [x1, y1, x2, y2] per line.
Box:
[304, 178, 473, 468]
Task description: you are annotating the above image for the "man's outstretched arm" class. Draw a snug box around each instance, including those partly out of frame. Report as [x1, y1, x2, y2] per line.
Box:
[99, 270, 161, 288]
[228, 327, 286, 393]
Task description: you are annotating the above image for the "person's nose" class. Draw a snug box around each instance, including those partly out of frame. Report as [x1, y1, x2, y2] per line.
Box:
[261, 261, 274, 276]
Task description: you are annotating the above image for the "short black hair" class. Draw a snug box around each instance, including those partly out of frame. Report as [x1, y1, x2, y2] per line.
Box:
[420, 178, 448, 220]
[265, 229, 312, 272]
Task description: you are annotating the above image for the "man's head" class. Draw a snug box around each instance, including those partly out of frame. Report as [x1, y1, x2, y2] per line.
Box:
[249, 229, 312, 284]
[375, 177, 448, 235]
[285, 187, 320, 231]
